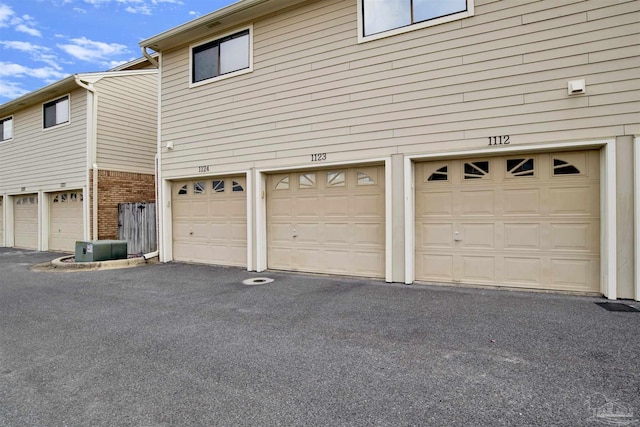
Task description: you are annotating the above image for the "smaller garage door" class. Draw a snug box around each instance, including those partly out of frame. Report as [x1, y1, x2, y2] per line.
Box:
[14, 194, 38, 249]
[172, 176, 247, 266]
[50, 190, 84, 252]
[267, 166, 385, 278]
[0, 197, 4, 246]
[415, 151, 600, 292]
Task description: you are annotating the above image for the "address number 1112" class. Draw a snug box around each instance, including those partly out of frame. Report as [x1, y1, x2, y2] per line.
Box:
[488, 135, 510, 146]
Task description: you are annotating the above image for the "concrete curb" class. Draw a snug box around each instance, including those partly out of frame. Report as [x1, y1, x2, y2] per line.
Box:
[34, 255, 159, 272]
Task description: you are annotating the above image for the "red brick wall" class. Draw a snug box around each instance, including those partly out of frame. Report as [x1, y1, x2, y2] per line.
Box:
[89, 170, 155, 240]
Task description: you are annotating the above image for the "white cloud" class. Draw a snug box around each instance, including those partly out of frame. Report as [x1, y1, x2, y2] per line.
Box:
[188, 11, 200, 17]
[0, 41, 62, 70]
[81, 0, 184, 13]
[0, 4, 14, 27]
[58, 37, 129, 65]
[15, 24, 41, 37]
[0, 79, 29, 99]
[125, 5, 151, 15]
[0, 62, 66, 80]
[73, 7, 88, 13]
[0, 6, 43, 37]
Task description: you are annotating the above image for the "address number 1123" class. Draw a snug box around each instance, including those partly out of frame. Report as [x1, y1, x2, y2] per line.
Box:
[311, 153, 327, 162]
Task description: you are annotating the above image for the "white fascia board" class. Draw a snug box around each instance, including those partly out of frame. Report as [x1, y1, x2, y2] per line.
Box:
[76, 69, 158, 84]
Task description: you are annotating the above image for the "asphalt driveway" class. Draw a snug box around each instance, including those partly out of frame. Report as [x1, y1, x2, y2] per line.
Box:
[0, 247, 638, 426]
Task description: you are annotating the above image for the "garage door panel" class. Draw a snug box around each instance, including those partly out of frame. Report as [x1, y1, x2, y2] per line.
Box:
[416, 151, 600, 293]
[353, 251, 384, 276]
[325, 223, 351, 244]
[550, 258, 591, 290]
[269, 247, 293, 270]
[296, 223, 321, 243]
[461, 190, 495, 216]
[269, 198, 293, 217]
[550, 187, 592, 215]
[504, 224, 540, 249]
[550, 223, 593, 250]
[420, 223, 454, 247]
[420, 192, 453, 216]
[324, 195, 349, 216]
[172, 177, 247, 267]
[504, 189, 541, 215]
[504, 257, 541, 285]
[270, 223, 293, 243]
[418, 254, 453, 280]
[460, 223, 495, 248]
[267, 166, 385, 278]
[354, 223, 383, 246]
[297, 248, 324, 271]
[353, 194, 383, 217]
[461, 256, 496, 282]
[295, 196, 321, 217]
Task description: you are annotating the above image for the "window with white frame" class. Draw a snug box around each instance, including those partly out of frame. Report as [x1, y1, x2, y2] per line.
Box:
[43, 95, 70, 129]
[0, 116, 13, 141]
[191, 28, 251, 85]
[360, 0, 473, 40]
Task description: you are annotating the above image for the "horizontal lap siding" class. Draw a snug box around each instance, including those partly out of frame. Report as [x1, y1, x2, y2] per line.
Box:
[96, 74, 158, 174]
[159, 0, 639, 176]
[0, 88, 87, 193]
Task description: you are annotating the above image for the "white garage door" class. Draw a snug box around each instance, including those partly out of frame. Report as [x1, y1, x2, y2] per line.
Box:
[172, 176, 247, 266]
[415, 151, 600, 293]
[0, 197, 4, 246]
[14, 194, 38, 250]
[267, 166, 385, 278]
[50, 190, 84, 252]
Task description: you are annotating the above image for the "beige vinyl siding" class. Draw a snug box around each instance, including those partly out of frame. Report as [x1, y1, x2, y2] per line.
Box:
[0, 88, 87, 193]
[95, 73, 158, 174]
[158, 0, 639, 177]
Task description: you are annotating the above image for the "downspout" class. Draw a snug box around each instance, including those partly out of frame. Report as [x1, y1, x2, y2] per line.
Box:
[75, 75, 99, 241]
[143, 153, 159, 261]
[141, 46, 159, 68]
[140, 47, 161, 261]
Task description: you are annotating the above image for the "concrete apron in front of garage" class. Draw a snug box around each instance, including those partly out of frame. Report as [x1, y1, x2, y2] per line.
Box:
[30, 252, 158, 272]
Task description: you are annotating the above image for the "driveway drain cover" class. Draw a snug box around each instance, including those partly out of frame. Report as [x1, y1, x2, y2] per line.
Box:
[595, 302, 639, 312]
[243, 277, 274, 286]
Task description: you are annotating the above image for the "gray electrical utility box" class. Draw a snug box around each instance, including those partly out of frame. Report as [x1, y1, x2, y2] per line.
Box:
[75, 240, 128, 262]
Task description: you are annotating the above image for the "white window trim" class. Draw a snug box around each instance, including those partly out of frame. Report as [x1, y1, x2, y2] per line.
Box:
[357, 0, 475, 43]
[42, 94, 71, 131]
[189, 24, 254, 89]
[0, 115, 13, 143]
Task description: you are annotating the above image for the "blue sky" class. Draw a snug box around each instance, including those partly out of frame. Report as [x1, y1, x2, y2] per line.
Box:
[0, 0, 237, 102]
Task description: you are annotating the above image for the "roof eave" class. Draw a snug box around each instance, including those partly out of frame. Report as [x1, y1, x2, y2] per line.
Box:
[0, 75, 77, 118]
[139, 0, 306, 51]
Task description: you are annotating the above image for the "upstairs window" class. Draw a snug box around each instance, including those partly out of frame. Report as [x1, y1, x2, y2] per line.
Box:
[191, 27, 252, 85]
[360, 0, 474, 41]
[43, 95, 70, 129]
[0, 116, 13, 141]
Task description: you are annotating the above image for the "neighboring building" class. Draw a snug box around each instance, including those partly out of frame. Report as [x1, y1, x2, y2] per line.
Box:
[0, 64, 158, 253]
[140, 0, 639, 300]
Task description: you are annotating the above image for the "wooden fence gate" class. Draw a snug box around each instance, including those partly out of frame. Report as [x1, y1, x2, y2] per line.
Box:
[118, 202, 157, 255]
